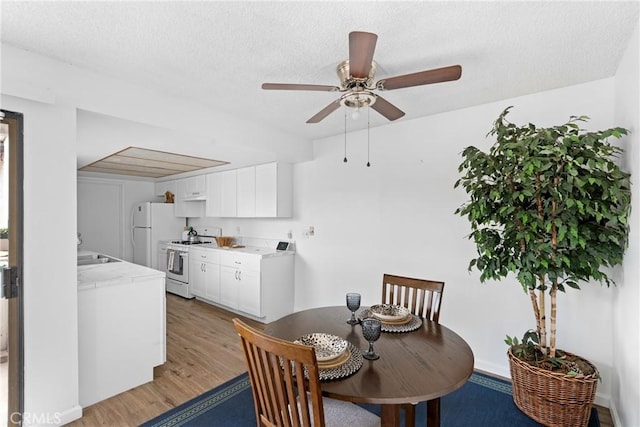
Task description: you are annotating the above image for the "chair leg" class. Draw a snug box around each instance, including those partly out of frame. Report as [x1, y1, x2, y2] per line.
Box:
[426, 398, 440, 427]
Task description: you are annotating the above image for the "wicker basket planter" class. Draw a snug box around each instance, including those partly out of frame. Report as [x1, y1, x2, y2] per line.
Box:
[508, 348, 599, 427]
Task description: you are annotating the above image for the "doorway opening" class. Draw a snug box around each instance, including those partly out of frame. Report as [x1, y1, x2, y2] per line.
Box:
[1, 110, 24, 427]
[0, 118, 8, 425]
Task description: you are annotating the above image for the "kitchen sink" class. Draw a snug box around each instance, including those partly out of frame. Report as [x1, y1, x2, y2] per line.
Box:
[77, 254, 121, 266]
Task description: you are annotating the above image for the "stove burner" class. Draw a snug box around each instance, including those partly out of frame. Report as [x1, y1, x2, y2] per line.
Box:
[171, 240, 206, 245]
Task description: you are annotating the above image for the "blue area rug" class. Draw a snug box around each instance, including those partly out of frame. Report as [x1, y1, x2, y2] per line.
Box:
[140, 371, 600, 426]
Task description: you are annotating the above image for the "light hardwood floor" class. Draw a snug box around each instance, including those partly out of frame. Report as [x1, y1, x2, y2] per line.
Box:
[67, 293, 613, 426]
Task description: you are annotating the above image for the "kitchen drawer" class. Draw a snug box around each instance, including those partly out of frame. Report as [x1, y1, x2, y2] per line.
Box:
[221, 251, 261, 271]
[190, 247, 221, 264]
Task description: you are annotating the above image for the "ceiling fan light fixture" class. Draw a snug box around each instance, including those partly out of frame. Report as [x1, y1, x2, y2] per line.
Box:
[339, 91, 376, 110]
[262, 31, 461, 124]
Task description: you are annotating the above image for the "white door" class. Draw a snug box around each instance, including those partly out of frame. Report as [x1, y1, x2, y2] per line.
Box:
[78, 179, 123, 257]
[220, 266, 238, 309]
[236, 167, 255, 217]
[189, 258, 205, 297]
[204, 262, 221, 302]
[255, 163, 277, 217]
[133, 227, 151, 267]
[220, 170, 237, 217]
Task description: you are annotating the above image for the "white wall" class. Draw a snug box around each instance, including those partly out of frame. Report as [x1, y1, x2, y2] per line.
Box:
[1, 96, 82, 425]
[77, 176, 157, 262]
[192, 78, 624, 407]
[613, 19, 640, 427]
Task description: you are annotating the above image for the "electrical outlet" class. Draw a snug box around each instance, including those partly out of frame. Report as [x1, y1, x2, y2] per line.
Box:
[302, 226, 315, 238]
[287, 230, 293, 239]
[236, 226, 241, 235]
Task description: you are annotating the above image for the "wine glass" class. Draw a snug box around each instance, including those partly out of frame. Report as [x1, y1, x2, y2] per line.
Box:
[346, 293, 361, 325]
[361, 318, 382, 360]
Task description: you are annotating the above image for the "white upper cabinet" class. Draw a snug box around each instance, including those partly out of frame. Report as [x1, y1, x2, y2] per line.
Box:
[255, 162, 292, 218]
[181, 175, 206, 200]
[206, 170, 237, 217]
[175, 177, 205, 217]
[220, 170, 238, 217]
[204, 162, 292, 218]
[205, 173, 222, 217]
[236, 166, 256, 217]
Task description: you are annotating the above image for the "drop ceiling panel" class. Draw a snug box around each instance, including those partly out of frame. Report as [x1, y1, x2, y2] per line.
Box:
[80, 166, 169, 178]
[78, 147, 228, 178]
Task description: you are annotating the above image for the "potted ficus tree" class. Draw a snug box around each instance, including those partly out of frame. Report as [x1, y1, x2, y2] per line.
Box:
[455, 107, 631, 427]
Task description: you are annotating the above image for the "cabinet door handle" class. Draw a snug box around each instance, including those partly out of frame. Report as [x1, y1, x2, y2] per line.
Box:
[238, 271, 242, 281]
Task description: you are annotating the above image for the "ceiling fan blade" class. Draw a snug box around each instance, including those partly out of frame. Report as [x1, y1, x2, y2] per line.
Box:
[306, 99, 342, 123]
[262, 83, 341, 92]
[377, 65, 462, 91]
[349, 31, 378, 78]
[371, 95, 405, 121]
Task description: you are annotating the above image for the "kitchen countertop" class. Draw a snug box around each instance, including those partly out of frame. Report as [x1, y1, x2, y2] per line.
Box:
[194, 244, 295, 258]
[77, 250, 165, 290]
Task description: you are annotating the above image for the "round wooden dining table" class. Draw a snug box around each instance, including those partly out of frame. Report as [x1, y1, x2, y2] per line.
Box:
[264, 306, 474, 427]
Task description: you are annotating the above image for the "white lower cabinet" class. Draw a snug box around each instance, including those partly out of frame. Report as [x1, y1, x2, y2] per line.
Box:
[190, 248, 221, 302]
[220, 254, 260, 315]
[194, 248, 294, 323]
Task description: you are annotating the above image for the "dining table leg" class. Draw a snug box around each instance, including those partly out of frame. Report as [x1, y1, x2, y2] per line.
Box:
[403, 403, 416, 427]
[380, 404, 403, 427]
[426, 398, 440, 427]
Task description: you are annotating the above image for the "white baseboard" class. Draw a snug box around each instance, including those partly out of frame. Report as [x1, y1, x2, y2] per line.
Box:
[609, 401, 622, 427]
[474, 358, 511, 380]
[50, 405, 82, 426]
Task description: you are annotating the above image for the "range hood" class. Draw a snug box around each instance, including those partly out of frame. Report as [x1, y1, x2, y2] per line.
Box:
[183, 194, 207, 202]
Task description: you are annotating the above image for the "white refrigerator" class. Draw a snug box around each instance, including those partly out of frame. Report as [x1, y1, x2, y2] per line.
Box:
[131, 202, 185, 269]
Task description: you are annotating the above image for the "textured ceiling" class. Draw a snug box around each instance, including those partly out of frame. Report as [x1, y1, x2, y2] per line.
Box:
[2, 1, 639, 146]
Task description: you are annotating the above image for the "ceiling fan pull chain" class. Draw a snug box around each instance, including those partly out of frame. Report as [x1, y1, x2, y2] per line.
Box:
[344, 107, 348, 163]
[366, 107, 371, 167]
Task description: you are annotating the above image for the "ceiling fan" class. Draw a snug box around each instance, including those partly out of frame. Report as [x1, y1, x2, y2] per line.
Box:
[262, 31, 462, 124]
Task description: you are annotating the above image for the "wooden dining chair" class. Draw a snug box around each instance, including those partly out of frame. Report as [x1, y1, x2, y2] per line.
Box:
[382, 273, 444, 322]
[382, 273, 445, 427]
[233, 318, 379, 427]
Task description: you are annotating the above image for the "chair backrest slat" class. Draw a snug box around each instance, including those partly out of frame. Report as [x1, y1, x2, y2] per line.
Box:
[234, 318, 326, 427]
[382, 274, 445, 323]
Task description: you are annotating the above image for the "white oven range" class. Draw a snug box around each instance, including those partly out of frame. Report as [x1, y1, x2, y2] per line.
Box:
[164, 227, 220, 298]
